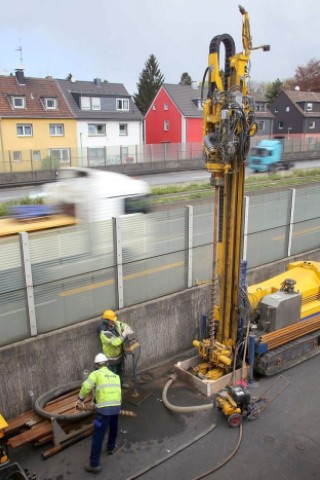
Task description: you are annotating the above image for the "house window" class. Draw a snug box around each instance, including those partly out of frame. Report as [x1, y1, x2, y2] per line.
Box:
[49, 124, 64, 136]
[116, 99, 129, 111]
[81, 97, 90, 110]
[49, 148, 70, 163]
[45, 98, 57, 109]
[16, 124, 32, 136]
[91, 97, 101, 110]
[119, 123, 128, 136]
[278, 121, 284, 129]
[164, 120, 170, 131]
[258, 121, 265, 131]
[88, 147, 105, 166]
[152, 104, 156, 110]
[12, 96, 25, 108]
[88, 124, 106, 136]
[164, 103, 169, 110]
[80, 96, 101, 110]
[307, 103, 313, 112]
[13, 151, 22, 162]
[308, 120, 315, 129]
[286, 106, 290, 112]
[32, 150, 41, 162]
[274, 107, 278, 113]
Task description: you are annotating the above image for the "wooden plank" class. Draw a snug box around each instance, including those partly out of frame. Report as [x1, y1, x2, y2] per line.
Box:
[0, 215, 77, 237]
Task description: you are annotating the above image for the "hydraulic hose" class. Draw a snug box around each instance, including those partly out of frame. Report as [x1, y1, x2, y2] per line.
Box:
[34, 381, 91, 422]
[191, 424, 243, 480]
[162, 374, 214, 413]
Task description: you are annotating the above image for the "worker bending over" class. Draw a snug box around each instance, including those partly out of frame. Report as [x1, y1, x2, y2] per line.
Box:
[98, 309, 133, 387]
[76, 353, 121, 474]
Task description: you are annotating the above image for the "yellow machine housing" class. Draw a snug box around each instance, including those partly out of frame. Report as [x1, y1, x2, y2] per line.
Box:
[0, 414, 9, 465]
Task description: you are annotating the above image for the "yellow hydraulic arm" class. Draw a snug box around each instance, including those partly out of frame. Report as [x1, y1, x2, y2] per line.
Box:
[194, 6, 269, 377]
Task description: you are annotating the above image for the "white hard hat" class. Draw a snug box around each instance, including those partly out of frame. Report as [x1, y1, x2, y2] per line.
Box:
[94, 353, 108, 364]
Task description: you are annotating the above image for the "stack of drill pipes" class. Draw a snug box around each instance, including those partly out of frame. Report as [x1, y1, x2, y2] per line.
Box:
[260, 315, 320, 349]
[301, 293, 320, 304]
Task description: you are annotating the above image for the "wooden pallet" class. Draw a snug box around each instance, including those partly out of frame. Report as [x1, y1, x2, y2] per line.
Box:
[5, 388, 135, 458]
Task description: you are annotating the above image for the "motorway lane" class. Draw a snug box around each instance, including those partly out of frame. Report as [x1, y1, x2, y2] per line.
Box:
[0, 160, 320, 202]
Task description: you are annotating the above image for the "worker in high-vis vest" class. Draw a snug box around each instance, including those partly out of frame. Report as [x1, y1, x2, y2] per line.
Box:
[76, 353, 121, 474]
[98, 309, 133, 387]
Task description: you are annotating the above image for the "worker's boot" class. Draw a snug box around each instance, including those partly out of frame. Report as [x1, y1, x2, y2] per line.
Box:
[84, 464, 101, 473]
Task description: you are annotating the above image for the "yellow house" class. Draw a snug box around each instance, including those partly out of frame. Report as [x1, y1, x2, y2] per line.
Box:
[0, 70, 78, 173]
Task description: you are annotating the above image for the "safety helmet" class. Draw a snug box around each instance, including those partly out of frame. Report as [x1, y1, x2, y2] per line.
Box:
[94, 353, 108, 364]
[102, 309, 117, 322]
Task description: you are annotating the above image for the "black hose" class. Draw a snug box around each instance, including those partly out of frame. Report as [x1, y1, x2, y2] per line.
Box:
[191, 424, 243, 480]
[34, 381, 91, 422]
[124, 422, 216, 480]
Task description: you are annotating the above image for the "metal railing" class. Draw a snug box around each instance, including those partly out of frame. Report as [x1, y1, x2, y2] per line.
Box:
[1, 137, 320, 174]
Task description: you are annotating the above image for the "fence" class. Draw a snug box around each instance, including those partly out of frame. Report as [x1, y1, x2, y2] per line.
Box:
[1, 183, 320, 347]
[1, 136, 320, 173]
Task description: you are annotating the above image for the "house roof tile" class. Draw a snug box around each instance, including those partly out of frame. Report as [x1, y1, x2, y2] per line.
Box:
[0, 74, 73, 118]
[163, 83, 205, 117]
[57, 79, 143, 120]
[282, 90, 320, 118]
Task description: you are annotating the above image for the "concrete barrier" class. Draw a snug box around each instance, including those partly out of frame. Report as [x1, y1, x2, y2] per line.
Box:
[1, 247, 320, 419]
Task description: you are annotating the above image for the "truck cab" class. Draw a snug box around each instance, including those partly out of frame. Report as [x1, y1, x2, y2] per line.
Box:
[247, 139, 290, 173]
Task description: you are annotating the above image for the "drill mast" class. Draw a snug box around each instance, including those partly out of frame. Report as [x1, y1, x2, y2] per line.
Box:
[195, 6, 269, 377]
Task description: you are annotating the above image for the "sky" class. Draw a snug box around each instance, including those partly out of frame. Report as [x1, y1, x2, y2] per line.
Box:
[1, 0, 318, 95]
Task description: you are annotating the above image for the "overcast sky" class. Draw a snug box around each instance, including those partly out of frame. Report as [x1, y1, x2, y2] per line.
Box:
[1, 0, 318, 95]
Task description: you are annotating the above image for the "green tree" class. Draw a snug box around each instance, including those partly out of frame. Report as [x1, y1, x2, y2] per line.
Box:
[179, 72, 192, 85]
[133, 54, 165, 115]
[265, 78, 284, 107]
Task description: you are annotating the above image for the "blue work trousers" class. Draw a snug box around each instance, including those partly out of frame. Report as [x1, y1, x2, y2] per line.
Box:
[90, 413, 119, 467]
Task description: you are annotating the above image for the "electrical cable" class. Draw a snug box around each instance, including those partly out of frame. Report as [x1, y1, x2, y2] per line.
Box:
[124, 374, 216, 480]
[191, 424, 243, 480]
[124, 421, 216, 480]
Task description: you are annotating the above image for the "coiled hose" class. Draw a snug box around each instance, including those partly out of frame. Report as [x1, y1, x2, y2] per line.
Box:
[34, 381, 91, 422]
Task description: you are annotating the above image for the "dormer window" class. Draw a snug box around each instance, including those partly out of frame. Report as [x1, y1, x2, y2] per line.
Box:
[12, 96, 25, 109]
[116, 99, 129, 111]
[307, 102, 313, 112]
[45, 97, 57, 109]
[81, 96, 101, 111]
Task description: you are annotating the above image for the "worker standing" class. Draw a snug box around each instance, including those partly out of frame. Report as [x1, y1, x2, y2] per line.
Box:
[98, 309, 133, 388]
[76, 353, 121, 474]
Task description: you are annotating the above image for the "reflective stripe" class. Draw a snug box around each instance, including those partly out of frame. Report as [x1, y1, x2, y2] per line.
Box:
[96, 400, 121, 408]
[96, 383, 120, 391]
[85, 378, 94, 387]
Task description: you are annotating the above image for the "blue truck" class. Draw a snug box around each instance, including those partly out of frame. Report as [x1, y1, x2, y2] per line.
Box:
[247, 139, 294, 173]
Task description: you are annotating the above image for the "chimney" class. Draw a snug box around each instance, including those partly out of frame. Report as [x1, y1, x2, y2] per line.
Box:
[191, 80, 199, 90]
[15, 68, 25, 85]
[94, 78, 101, 86]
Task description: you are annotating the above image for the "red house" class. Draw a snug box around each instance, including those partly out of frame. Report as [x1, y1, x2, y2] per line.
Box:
[144, 83, 204, 144]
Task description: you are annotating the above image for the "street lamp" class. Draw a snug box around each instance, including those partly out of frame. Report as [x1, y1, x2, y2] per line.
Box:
[287, 127, 292, 140]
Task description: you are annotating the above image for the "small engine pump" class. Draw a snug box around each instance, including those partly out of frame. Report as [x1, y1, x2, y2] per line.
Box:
[215, 385, 259, 427]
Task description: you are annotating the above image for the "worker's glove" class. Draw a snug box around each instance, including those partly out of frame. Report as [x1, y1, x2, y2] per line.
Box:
[123, 326, 134, 336]
[75, 398, 85, 410]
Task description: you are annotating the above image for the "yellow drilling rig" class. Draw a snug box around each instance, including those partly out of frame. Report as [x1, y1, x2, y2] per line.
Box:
[192, 5, 320, 388]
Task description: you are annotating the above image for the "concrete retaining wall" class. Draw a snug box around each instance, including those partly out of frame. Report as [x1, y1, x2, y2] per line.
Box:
[1, 248, 320, 419]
